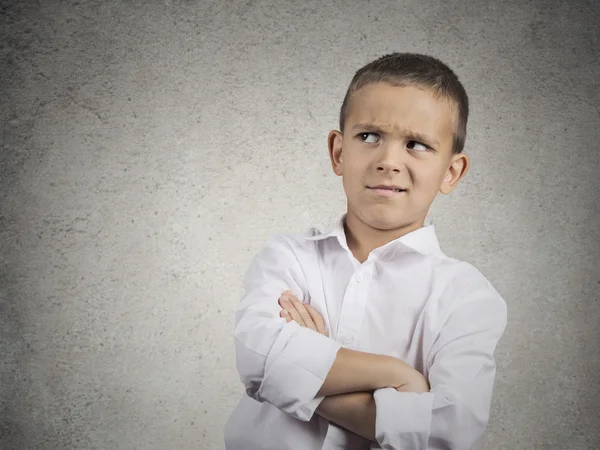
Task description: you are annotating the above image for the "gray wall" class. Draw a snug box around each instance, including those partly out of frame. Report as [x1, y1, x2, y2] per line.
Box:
[1, 0, 599, 448]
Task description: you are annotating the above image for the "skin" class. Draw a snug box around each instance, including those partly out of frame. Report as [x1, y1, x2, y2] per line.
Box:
[329, 82, 470, 263]
[277, 82, 471, 442]
[279, 291, 425, 442]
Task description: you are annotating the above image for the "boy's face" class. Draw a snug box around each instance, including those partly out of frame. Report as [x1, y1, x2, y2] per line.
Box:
[328, 82, 469, 233]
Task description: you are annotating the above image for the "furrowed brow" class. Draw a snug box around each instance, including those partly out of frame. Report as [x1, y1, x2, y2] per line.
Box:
[405, 131, 440, 148]
[352, 123, 440, 148]
[353, 122, 383, 131]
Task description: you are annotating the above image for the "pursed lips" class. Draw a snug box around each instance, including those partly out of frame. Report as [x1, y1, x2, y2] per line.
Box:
[367, 185, 406, 192]
[367, 185, 407, 197]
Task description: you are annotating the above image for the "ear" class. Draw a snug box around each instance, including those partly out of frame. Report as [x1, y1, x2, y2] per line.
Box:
[439, 153, 470, 194]
[328, 130, 344, 176]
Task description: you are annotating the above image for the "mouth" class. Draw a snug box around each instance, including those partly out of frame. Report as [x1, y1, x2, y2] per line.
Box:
[367, 185, 407, 196]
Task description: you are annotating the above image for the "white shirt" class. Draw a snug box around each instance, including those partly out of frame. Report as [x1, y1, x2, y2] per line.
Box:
[224, 214, 507, 450]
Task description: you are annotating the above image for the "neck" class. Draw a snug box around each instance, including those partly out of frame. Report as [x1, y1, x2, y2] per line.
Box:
[344, 210, 425, 263]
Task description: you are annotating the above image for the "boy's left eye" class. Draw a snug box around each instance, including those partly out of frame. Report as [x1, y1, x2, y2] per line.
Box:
[359, 132, 379, 143]
[407, 140, 430, 151]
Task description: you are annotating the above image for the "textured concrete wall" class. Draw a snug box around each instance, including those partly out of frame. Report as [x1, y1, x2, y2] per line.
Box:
[1, 0, 599, 449]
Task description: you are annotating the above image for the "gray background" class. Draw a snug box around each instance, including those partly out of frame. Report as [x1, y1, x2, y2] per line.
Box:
[1, 0, 599, 449]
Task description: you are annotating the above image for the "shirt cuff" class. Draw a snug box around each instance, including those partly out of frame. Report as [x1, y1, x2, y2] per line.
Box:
[373, 388, 434, 449]
[258, 323, 342, 421]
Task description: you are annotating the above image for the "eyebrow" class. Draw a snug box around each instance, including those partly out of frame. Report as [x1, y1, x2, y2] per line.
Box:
[351, 122, 440, 148]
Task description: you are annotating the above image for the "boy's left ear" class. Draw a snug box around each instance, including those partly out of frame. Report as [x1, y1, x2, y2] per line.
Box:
[439, 153, 470, 194]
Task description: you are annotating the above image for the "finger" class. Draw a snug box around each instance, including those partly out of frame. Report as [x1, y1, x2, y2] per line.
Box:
[305, 305, 327, 336]
[280, 292, 325, 334]
[279, 296, 305, 326]
[279, 309, 292, 322]
[278, 296, 295, 312]
[278, 296, 299, 321]
[287, 295, 317, 331]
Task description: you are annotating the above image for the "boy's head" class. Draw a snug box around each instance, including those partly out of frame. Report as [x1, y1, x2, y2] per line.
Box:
[328, 52, 471, 236]
[339, 53, 469, 154]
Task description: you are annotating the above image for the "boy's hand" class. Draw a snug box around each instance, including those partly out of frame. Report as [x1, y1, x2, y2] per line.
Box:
[278, 291, 430, 394]
[278, 290, 328, 337]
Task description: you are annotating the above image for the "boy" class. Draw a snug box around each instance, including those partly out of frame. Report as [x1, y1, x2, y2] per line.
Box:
[224, 52, 507, 449]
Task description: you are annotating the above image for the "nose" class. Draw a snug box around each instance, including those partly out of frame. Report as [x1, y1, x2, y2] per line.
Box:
[376, 143, 405, 174]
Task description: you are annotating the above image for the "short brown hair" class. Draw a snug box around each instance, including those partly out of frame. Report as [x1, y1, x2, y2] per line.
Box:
[339, 53, 469, 154]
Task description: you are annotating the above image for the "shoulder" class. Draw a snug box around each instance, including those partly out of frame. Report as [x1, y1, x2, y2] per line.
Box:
[266, 222, 326, 250]
[253, 226, 322, 265]
[262, 227, 318, 250]
[433, 253, 507, 315]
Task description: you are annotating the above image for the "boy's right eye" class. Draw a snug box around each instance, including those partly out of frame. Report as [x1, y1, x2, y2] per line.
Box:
[358, 132, 379, 144]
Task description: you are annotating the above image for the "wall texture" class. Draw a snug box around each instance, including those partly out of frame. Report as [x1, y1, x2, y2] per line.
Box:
[1, 0, 599, 448]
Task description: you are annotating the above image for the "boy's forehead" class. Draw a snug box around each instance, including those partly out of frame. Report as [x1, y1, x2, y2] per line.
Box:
[346, 83, 456, 137]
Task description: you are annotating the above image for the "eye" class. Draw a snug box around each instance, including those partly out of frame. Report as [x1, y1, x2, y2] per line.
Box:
[358, 132, 379, 144]
[407, 140, 430, 151]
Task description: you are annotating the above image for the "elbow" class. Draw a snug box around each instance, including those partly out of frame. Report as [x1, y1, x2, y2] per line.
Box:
[429, 395, 490, 450]
[232, 315, 289, 399]
[233, 334, 268, 399]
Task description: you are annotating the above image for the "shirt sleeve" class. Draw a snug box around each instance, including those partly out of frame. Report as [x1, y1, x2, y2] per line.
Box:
[373, 279, 508, 449]
[233, 234, 342, 422]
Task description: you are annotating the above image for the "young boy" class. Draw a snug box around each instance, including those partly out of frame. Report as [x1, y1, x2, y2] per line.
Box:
[224, 52, 507, 450]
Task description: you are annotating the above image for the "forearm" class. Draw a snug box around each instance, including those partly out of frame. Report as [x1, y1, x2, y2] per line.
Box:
[316, 347, 422, 397]
[315, 363, 430, 442]
[316, 391, 377, 442]
[315, 350, 431, 442]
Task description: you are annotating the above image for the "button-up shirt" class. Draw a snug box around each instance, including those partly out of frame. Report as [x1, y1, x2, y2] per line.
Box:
[224, 214, 507, 449]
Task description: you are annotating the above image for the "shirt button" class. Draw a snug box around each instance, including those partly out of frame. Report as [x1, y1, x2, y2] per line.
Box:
[354, 274, 364, 283]
[342, 334, 354, 345]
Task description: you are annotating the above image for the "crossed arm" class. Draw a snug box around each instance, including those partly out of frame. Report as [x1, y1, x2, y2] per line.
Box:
[277, 290, 429, 442]
[234, 237, 507, 448]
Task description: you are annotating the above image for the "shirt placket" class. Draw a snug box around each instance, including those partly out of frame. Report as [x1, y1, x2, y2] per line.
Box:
[335, 263, 372, 349]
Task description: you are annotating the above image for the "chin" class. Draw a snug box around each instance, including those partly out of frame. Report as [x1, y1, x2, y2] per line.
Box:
[361, 209, 409, 230]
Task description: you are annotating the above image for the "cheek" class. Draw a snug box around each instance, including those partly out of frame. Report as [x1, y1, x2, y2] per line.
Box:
[413, 163, 446, 185]
[341, 156, 366, 184]
[342, 170, 363, 193]
[410, 170, 446, 199]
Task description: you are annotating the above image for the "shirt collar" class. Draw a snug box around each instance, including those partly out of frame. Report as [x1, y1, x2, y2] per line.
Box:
[305, 213, 441, 257]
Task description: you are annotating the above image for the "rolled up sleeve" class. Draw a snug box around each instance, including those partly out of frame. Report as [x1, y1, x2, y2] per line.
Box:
[233, 235, 342, 421]
[373, 280, 508, 449]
